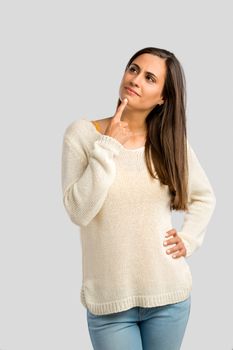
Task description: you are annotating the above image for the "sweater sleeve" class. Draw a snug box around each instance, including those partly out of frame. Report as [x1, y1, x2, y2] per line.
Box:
[178, 141, 216, 258]
[61, 131, 124, 227]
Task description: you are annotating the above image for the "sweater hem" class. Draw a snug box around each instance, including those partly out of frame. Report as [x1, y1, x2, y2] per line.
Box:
[80, 285, 192, 316]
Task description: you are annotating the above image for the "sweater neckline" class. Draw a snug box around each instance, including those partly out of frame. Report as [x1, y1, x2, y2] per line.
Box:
[85, 119, 145, 152]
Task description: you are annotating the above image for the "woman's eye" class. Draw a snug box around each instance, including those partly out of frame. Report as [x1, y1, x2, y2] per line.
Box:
[147, 75, 155, 82]
[129, 66, 137, 72]
[128, 67, 155, 82]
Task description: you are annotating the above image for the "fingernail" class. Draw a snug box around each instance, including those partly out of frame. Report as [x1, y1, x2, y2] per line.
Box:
[167, 249, 170, 253]
[163, 241, 167, 246]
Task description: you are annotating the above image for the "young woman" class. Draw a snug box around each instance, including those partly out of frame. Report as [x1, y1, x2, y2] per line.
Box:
[61, 47, 216, 350]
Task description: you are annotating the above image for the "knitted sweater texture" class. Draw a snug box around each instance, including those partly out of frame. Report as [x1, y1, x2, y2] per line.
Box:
[61, 118, 216, 315]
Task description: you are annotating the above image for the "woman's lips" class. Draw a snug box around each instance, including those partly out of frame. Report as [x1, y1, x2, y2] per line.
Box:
[125, 87, 140, 96]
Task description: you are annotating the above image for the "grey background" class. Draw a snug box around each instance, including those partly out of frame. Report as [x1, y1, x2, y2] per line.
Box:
[0, 0, 231, 349]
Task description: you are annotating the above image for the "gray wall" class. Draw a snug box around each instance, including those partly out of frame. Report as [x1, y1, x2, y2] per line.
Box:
[0, 0, 231, 349]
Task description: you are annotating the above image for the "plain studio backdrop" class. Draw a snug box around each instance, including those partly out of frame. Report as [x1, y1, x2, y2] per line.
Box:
[0, 0, 232, 349]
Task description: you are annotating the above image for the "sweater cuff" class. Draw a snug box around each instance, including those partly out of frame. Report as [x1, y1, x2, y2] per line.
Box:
[95, 134, 124, 156]
[177, 231, 193, 258]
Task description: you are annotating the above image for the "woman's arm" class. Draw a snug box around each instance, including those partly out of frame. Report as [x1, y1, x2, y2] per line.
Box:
[61, 129, 124, 227]
[177, 141, 217, 258]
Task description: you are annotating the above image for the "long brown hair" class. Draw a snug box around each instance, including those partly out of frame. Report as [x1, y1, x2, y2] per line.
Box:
[116, 47, 189, 211]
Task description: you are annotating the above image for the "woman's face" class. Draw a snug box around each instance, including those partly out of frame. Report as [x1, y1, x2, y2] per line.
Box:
[119, 53, 167, 112]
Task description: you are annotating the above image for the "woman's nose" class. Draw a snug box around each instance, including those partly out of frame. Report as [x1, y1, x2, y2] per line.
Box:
[131, 74, 142, 87]
[130, 76, 141, 87]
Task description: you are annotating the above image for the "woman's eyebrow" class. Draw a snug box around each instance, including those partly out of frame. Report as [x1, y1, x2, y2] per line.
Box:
[131, 63, 158, 80]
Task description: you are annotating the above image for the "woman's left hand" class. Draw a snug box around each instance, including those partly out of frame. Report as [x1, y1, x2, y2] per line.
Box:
[163, 228, 187, 258]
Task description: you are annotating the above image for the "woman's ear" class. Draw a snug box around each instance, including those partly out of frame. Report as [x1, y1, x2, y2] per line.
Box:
[159, 99, 165, 106]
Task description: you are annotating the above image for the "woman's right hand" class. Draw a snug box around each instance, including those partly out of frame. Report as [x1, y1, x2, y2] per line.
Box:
[104, 98, 133, 145]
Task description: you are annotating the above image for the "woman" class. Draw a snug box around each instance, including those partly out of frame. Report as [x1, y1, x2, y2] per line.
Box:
[61, 47, 216, 350]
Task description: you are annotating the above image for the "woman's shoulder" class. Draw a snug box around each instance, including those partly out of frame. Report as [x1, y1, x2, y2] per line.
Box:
[63, 118, 88, 139]
[64, 117, 111, 139]
[63, 118, 94, 144]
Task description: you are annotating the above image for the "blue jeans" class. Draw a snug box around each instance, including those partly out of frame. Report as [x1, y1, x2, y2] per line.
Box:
[86, 295, 191, 350]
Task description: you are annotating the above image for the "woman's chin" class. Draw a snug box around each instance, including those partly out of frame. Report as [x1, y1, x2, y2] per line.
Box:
[120, 94, 131, 104]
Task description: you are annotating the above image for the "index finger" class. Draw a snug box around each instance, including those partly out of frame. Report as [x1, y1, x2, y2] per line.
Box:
[114, 98, 128, 122]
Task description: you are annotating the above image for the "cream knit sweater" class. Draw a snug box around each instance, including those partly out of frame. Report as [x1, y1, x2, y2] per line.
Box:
[61, 118, 216, 315]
